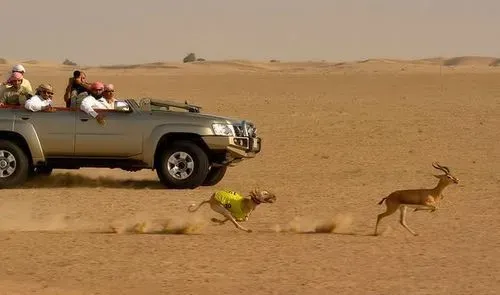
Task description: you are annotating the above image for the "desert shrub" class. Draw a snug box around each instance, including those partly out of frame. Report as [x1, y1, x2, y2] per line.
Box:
[183, 53, 196, 63]
[63, 59, 77, 66]
[489, 58, 500, 67]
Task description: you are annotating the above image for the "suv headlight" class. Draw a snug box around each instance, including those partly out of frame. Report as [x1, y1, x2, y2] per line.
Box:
[212, 123, 235, 136]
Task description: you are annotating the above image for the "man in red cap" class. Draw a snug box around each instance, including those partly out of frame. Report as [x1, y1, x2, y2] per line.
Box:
[79, 81, 106, 125]
[0, 72, 33, 106]
[1, 64, 33, 94]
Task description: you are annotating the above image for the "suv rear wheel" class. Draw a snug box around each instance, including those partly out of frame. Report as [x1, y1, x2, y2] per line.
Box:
[0, 140, 30, 188]
[156, 140, 209, 189]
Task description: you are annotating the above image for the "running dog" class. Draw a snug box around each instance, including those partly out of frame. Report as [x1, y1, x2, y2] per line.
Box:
[188, 188, 277, 233]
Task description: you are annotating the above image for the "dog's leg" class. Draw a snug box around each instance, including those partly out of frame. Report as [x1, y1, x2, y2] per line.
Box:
[188, 198, 212, 212]
[209, 202, 252, 233]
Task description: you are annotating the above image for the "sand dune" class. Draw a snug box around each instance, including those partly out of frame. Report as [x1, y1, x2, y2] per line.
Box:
[442, 56, 500, 66]
[1, 56, 500, 77]
[97, 62, 181, 70]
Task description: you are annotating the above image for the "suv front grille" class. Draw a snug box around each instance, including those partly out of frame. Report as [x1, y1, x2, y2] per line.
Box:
[233, 125, 245, 137]
[233, 122, 256, 138]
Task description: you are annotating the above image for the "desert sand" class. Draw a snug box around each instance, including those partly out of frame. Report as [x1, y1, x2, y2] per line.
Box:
[0, 57, 498, 294]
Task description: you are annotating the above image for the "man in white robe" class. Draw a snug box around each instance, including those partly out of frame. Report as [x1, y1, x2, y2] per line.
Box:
[24, 84, 55, 112]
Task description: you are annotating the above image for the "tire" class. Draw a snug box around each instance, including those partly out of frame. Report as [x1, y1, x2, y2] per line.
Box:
[202, 166, 227, 186]
[0, 140, 30, 188]
[156, 140, 209, 189]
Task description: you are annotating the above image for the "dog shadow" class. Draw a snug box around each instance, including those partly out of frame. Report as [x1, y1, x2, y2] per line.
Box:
[21, 173, 165, 189]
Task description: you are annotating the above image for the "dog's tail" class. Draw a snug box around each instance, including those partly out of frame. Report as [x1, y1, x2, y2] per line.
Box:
[188, 200, 210, 212]
[377, 197, 388, 205]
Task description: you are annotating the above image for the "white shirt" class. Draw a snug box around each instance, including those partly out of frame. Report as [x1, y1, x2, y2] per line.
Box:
[24, 95, 52, 112]
[80, 95, 106, 118]
[98, 98, 115, 110]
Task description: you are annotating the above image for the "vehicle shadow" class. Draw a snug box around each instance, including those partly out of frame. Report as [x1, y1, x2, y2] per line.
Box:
[22, 173, 165, 189]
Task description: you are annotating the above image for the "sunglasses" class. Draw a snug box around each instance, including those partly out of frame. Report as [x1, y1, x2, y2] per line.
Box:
[42, 90, 54, 95]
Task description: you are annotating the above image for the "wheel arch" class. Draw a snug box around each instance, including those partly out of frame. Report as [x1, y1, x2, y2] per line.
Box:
[0, 131, 34, 168]
[153, 132, 211, 170]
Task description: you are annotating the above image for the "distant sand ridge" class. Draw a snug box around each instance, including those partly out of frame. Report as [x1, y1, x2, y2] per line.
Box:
[1, 56, 500, 75]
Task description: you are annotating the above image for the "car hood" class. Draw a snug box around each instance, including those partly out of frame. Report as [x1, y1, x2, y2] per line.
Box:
[142, 98, 253, 125]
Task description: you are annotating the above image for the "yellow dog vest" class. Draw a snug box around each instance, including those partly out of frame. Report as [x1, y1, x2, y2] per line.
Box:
[214, 190, 247, 221]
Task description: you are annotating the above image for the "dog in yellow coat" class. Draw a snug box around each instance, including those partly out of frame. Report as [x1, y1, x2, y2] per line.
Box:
[188, 189, 277, 232]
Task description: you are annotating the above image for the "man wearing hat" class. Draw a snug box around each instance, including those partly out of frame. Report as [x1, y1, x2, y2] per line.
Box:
[1, 64, 33, 94]
[80, 81, 106, 125]
[0, 72, 33, 106]
[25, 84, 56, 112]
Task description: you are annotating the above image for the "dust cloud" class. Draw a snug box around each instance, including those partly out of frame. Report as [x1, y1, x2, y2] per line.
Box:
[0, 200, 206, 235]
[108, 214, 208, 235]
[273, 213, 353, 234]
[22, 172, 162, 189]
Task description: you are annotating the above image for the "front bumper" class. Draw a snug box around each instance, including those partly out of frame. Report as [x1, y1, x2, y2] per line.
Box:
[202, 135, 262, 158]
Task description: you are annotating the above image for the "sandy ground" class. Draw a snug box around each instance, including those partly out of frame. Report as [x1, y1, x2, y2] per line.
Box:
[0, 59, 499, 294]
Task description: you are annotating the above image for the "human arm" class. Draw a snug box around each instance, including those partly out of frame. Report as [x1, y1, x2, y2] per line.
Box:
[0, 89, 6, 106]
[74, 77, 91, 91]
[22, 79, 33, 95]
[64, 77, 74, 102]
[25, 96, 52, 112]
[80, 96, 99, 118]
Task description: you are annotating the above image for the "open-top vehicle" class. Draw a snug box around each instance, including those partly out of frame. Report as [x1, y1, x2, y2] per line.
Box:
[0, 98, 261, 189]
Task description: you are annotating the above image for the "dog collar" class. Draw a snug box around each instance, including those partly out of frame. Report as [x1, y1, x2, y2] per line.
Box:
[251, 195, 261, 204]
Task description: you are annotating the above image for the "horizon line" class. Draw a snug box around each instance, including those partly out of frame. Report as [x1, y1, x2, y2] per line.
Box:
[1, 54, 499, 68]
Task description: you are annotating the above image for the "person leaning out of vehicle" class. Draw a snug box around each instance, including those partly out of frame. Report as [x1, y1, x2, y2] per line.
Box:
[0, 72, 33, 107]
[0, 64, 33, 94]
[25, 84, 56, 112]
[80, 81, 106, 125]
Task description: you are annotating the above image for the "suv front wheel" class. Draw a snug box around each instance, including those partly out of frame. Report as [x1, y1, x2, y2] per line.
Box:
[202, 166, 227, 186]
[156, 141, 210, 189]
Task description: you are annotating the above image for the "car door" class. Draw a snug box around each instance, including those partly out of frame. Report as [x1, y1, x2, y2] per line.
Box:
[74, 108, 143, 157]
[15, 108, 76, 156]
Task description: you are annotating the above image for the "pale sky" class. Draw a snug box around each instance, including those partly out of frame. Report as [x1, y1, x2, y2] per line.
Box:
[1, 0, 499, 66]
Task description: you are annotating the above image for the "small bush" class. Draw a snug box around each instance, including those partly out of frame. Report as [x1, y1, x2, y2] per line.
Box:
[183, 53, 196, 63]
[63, 59, 77, 66]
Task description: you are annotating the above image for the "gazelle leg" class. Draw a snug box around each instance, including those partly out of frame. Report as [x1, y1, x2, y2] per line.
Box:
[375, 204, 398, 236]
[211, 217, 229, 225]
[414, 205, 437, 212]
[399, 206, 418, 236]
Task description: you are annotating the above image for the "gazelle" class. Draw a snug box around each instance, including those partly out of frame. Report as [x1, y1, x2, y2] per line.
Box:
[374, 162, 459, 236]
